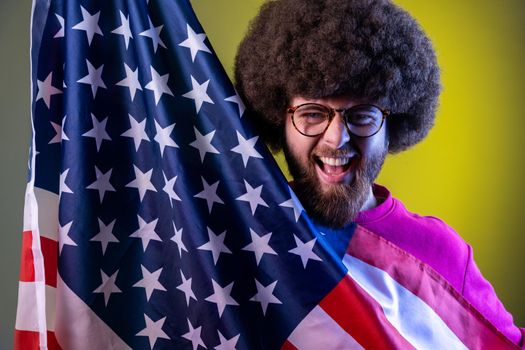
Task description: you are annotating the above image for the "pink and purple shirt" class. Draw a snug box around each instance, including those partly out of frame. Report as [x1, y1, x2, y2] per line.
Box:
[355, 184, 524, 346]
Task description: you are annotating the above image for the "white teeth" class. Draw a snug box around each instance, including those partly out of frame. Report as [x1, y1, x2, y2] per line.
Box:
[319, 156, 350, 166]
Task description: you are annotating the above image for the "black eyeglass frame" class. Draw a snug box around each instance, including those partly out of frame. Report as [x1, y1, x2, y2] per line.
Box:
[287, 103, 390, 138]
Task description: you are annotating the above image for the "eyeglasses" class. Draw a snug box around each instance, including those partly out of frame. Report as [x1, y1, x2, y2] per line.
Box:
[287, 103, 390, 138]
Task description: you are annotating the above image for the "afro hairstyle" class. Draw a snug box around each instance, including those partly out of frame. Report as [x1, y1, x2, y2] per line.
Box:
[234, 0, 441, 153]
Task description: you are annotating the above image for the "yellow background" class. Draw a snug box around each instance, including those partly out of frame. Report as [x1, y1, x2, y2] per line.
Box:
[192, 0, 525, 325]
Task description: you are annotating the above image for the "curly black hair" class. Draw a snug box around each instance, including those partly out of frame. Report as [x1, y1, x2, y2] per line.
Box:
[234, 0, 441, 153]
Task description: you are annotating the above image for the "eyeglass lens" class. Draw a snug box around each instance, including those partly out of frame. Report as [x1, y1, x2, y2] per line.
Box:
[293, 104, 383, 137]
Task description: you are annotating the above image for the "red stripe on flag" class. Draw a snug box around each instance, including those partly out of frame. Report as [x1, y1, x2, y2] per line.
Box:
[14, 330, 62, 350]
[41, 236, 58, 288]
[281, 340, 299, 350]
[47, 331, 62, 350]
[319, 274, 415, 350]
[14, 329, 39, 349]
[19, 231, 35, 282]
[348, 225, 519, 350]
[18, 231, 58, 287]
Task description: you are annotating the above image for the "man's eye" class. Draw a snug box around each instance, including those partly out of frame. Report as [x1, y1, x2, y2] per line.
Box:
[348, 113, 375, 125]
[298, 112, 326, 123]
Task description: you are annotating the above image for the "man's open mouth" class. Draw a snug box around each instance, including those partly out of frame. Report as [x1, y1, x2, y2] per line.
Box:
[314, 155, 357, 183]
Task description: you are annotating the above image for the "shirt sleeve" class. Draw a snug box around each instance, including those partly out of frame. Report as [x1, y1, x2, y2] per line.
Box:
[462, 244, 524, 347]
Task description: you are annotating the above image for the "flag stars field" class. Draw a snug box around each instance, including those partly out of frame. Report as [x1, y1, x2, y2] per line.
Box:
[139, 17, 166, 53]
[133, 265, 166, 301]
[130, 216, 161, 252]
[182, 319, 206, 350]
[93, 269, 122, 306]
[288, 235, 323, 268]
[242, 229, 277, 266]
[72, 5, 103, 45]
[36, 72, 62, 108]
[205, 279, 239, 317]
[116, 63, 142, 101]
[82, 113, 111, 151]
[111, 11, 133, 49]
[231, 131, 263, 167]
[136, 314, 170, 349]
[77, 59, 106, 98]
[182, 76, 214, 113]
[197, 227, 232, 265]
[153, 120, 178, 156]
[178, 24, 211, 62]
[236, 180, 269, 215]
[176, 270, 197, 306]
[190, 127, 220, 162]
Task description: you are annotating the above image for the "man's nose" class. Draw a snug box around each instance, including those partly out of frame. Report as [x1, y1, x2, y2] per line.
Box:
[322, 113, 351, 149]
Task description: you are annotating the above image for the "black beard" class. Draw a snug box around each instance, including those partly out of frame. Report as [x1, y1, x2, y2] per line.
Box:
[283, 144, 386, 229]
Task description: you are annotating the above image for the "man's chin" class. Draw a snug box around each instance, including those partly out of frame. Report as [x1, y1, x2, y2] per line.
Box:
[294, 177, 368, 229]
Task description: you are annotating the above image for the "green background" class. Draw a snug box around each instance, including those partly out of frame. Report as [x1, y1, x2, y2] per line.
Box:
[1, 0, 523, 348]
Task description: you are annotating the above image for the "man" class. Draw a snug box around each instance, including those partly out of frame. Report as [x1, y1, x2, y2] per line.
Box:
[234, 0, 524, 346]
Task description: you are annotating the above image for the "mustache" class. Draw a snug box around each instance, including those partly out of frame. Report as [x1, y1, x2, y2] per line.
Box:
[311, 145, 358, 158]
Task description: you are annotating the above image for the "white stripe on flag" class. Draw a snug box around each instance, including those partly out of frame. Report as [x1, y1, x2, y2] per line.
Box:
[343, 254, 468, 350]
[287, 305, 364, 350]
[55, 275, 132, 350]
[24, 186, 59, 241]
[15, 282, 56, 331]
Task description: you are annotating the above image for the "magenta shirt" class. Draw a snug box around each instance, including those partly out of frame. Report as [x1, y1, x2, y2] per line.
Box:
[355, 184, 524, 346]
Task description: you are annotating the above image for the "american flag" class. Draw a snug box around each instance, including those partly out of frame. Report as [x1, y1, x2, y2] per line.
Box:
[15, 0, 520, 349]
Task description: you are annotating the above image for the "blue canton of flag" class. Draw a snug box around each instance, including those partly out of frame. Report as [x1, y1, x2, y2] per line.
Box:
[21, 0, 354, 349]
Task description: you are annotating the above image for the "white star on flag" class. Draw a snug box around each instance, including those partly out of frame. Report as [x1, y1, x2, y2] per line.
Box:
[178, 24, 211, 62]
[77, 59, 107, 98]
[194, 177, 224, 213]
[72, 5, 103, 45]
[176, 270, 197, 306]
[126, 165, 157, 201]
[242, 229, 277, 265]
[139, 16, 166, 53]
[231, 131, 263, 167]
[215, 331, 241, 350]
[171, 222, 187, 256]
[205, 279, 239, 317]
[93, 269, 122, 306]
[145, 66, 173, 105]
[279, 186, 304, 222]
[182, 319, 206, 350]
[49, 120, 69, 144]
[90, 218, 119, 255]
[59, 168, 73, 195]
[116, 63, 142, 101]
[250, 279, 282, 315]
[58, 221, 76, 254]
[121, 114, 150, 151]
[236, 180, 269, 215]
[182, 76, 214, 113]
[153, 119, 178, 156]
[82, 113, 111, 151]
[288, 234, 323, 268]
[224, 93, 246, 118]
[111, 11, 133, 49]
[54, 13, 65, 38]
[163, 173, 182, 206]
[190, 127, 220, 162]
[130, 215, 162, 252]
[136, 315, 170, 349]
[197, 227, 232, 265]
[36, 72, 62, 109]
[133, 265, 167, 301]
[86, 166, 116, 202]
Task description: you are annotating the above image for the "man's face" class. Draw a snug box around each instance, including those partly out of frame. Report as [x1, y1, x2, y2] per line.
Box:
[283, 96, 388, 228]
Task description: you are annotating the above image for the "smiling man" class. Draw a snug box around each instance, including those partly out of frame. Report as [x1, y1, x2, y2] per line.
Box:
[234, 0, 524, 346]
